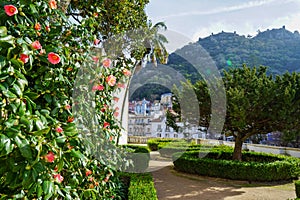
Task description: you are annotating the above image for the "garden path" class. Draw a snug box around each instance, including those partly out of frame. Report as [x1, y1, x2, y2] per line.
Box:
[148, 151, 296, 200]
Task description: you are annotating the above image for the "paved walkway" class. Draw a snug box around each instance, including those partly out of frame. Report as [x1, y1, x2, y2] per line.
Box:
[148, 152, 296, 200]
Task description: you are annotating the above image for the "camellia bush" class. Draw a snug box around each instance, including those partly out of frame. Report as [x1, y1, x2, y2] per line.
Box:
[0, 0, 164, 199]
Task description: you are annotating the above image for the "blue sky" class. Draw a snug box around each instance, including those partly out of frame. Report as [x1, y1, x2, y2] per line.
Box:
[146, 0, 300, 41]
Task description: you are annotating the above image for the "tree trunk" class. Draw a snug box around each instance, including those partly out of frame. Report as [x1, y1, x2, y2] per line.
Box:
[232, 137, 243, 161]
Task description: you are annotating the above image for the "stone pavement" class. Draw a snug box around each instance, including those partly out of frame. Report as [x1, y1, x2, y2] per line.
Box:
[148, 151, 297, 200]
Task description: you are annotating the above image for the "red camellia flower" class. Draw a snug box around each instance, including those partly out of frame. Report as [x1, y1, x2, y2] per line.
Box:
[53, 174, 64, 183]
[86, 170, 92, 176]
[34, 23, 41, 31]
[103, 122, 110, 129]
[102, 58, 111, 68]
[4, 5, 18, 16]
[20, 54, 29, 63]
[49, 0, 57, 9]
[45, 25, 50, 32]
[48, 52, 61, 64]
[31, 41, 42, 50]
[92, 85, 104, 91]
[106, 75, 116, 86]
[56, 126, 63, 133]
[67, 116, 74, 123]
[123, 69, 131, 76]
[45, 151, 55, 163]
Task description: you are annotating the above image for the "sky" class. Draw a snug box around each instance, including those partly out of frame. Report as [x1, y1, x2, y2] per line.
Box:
[146, 0, 300, 42]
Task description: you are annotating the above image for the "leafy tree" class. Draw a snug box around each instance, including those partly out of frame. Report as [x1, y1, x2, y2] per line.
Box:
[223, 66, 300, 160]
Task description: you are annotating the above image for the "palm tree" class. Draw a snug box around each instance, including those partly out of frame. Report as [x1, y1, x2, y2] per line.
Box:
[143, 21, 169, 67]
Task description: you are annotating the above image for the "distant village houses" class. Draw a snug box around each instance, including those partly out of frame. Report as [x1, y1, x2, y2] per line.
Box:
[128, 93, 205, 139]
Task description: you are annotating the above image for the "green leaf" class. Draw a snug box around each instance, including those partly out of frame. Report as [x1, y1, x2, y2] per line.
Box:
[0, 26, 7, 37]
[70, 149, 86, 159]
[16, 78, 28, 91]
[15, 136, 32, 159]
[35, 119, 44, 130]
[24, 91, 40, 100]
[29, 4, 38, 15]
[6, 127, 20, 138]
[0, 55, 6, 69]
[31, 127, 50, 136]
[56, 136, 66, 143]
[11, 84, 22, 97]
[2, 89, 17, 98]
[43, 181, 54, 196]
[4, 138, 13, 155]
[37, 184, 43, 197]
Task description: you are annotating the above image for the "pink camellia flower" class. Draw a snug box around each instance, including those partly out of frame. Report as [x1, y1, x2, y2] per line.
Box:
[4, 5, 18, 16]
[53, 174, 64, 183]
[34, 23, 41, 31]
[102, 58, 111, 68]
[64, 104, 71, 110]
[113, 111, 119, 117]
[113, 97, 119, 102]
[103, 122, 110, 129]
[86, 170, 92, 177]
[39, 49, 46, 55]
[92, 56, 99, 63]
[44, 151, 55, 163]
[92, 85, 104, 91]
[56, 126, 63, 133]
[31, 41, 42, 50]
[117, 83, 126, 89]
[94, 39, 100, 45]
[20, 54, 29, 63]
[123, 69, 131, 77]
[106, 75, 116, 87]
[48, 52, 61, 64]
[49, 0, 57, 9]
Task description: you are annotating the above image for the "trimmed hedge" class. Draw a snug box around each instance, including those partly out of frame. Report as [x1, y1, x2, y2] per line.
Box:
[173, 151, 300, 182]
[296, 180, 300, 198]
[122, 145, 150, 172]
[147, 138, 188, 151]
[127, 173, 158, 200]
[159, 145, 234, 158]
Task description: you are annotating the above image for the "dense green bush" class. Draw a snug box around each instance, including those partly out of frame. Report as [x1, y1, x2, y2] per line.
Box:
[122, 145, 150, 173]
[295, 180, 300, 198]
[127, 173, 158, 200]
[159, 144, 234, 158]
[173, 151, 300, 182]
[147, 138, 189, 151]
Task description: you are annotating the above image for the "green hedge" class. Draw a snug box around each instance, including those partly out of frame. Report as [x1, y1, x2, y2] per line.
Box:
[147, 138, 196, 151]
[173, 151, 300, 182]
[159, 145, 234, 158]
[127, 173, 158, 200]
[295, 180, 300, 198]
[122, 145, 150, 173]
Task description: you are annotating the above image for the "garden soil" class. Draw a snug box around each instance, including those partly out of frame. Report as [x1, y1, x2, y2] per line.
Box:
[148, 152, 296, 200]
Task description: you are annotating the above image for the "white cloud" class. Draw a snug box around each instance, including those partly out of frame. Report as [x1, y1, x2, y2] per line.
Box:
[157, 0, 278, 20]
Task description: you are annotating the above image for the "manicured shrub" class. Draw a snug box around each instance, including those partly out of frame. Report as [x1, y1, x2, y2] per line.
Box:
[173, 151, 300, 182]
[147, 138, 190, 151]
[122, 145, 150, 173]
[127, 173, 158, 200]
[295, 180, 300, 198]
